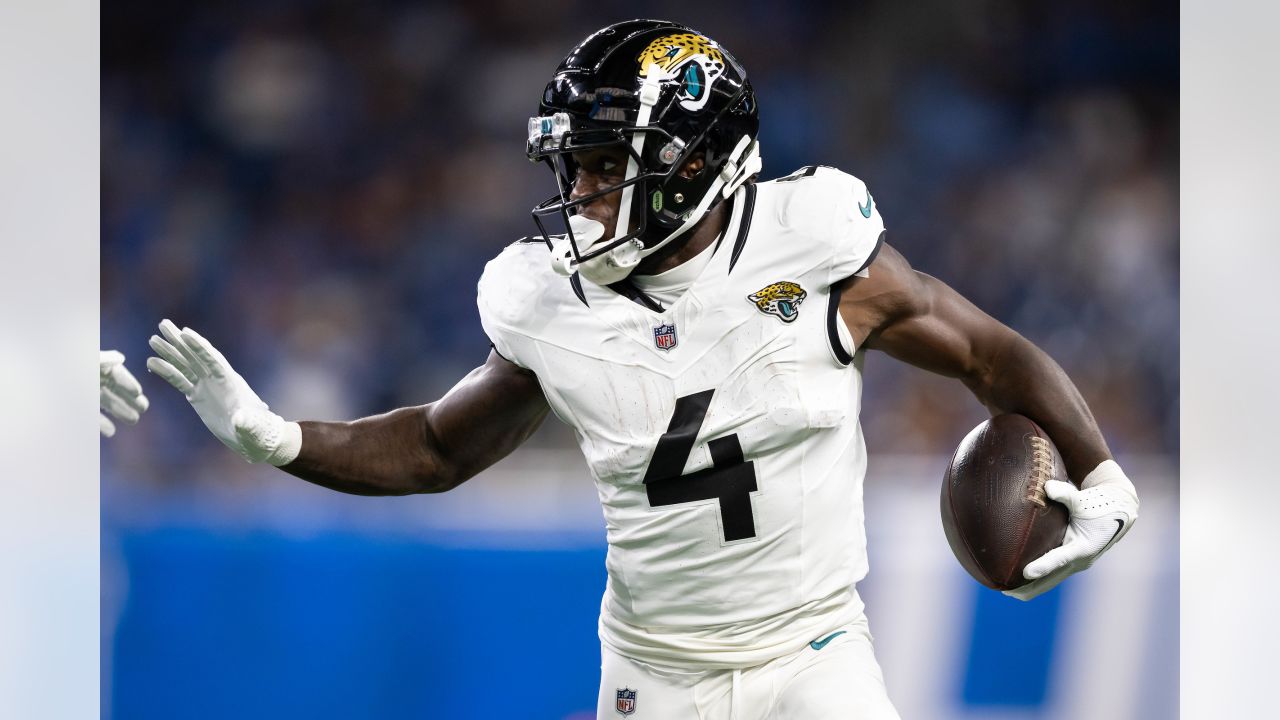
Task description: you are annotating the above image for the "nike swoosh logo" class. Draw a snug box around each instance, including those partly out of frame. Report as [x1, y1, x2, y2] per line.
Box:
[858, 191, 873, 218]
[809, 631, 846, 651]
[1099, 518, 1126, 554]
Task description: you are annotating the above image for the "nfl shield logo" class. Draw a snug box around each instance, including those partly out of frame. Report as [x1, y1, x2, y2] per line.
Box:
[653, 323, 678, 351]
[616, 688, 637, 716]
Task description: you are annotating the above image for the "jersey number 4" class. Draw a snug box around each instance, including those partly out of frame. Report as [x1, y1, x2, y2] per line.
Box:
[643, 390, 759, 542]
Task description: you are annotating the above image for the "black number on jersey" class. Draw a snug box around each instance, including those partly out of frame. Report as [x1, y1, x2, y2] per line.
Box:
[643, 390, 759, 542]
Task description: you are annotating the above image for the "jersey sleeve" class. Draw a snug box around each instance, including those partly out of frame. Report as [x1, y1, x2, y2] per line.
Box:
[823, 169, 886, 285]
[476, 241, 547, 370]
[769, 166, 887, 363]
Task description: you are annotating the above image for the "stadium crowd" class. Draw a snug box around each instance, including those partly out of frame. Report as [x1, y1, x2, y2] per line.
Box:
[102, 0, 1177, 493]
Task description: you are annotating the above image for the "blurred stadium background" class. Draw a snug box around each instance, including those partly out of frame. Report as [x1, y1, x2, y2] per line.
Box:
[101, 0, 1177, 718]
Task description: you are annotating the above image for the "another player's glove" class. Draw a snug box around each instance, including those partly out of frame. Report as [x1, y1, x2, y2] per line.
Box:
[100, 350, 149, 436]
[1004, 459, 1139, 601]
[145, 319, 301, 465]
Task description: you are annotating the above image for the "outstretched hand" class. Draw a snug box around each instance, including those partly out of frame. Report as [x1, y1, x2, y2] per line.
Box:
[100, 350, 149, 436]
[146, 319, 300, 465]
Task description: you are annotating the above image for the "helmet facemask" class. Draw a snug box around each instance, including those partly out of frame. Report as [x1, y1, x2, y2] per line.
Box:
[527, 102, 679, 282]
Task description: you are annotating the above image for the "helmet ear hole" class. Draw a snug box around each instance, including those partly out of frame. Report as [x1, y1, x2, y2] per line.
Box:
[677, 152, 706, 179]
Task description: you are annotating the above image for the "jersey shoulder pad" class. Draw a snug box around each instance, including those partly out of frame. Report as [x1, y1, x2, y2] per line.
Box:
[476, 238, 561, 366]
[763, 165, 886, 285]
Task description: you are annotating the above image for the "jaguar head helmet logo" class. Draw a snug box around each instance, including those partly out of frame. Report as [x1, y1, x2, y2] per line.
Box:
[636, 33, 727, 112]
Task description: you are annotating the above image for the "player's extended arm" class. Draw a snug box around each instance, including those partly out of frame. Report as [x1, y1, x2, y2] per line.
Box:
[146, 320, 548, 496]
[839, 243, 1139, 599]
[287, 352, 549, 495]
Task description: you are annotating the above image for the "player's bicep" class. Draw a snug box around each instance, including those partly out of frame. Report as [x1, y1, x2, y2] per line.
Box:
[426, 350, 550, 487]
[839, 243, 1017, 382]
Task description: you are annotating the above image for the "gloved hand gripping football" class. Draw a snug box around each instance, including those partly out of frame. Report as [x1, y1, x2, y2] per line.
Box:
[1003, 460, 1139, 600]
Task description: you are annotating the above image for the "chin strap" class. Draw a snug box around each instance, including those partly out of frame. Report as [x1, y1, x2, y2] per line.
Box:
[632, 134, 761, 261]
[550, 215, 639, 285]
[722, 136, 764, 198]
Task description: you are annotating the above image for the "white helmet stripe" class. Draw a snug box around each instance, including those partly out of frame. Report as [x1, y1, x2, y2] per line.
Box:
[614, 64, 666, 243]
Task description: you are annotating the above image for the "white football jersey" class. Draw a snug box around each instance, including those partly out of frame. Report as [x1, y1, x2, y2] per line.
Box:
[478, 166, 886, 669]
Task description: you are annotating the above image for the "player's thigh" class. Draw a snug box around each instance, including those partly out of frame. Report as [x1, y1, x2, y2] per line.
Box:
[598, 644, 703, 719]
[771, 628, 900, 720]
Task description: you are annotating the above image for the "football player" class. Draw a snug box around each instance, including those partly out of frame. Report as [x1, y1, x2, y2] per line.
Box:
[147, 20, 1139, 719]
[100, 350, 148, 436]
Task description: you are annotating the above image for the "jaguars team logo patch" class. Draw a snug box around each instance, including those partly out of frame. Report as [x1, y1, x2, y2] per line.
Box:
[653, 322, 678, 351]
[616, 687, 637, 716]
[748, 281, 808, 323]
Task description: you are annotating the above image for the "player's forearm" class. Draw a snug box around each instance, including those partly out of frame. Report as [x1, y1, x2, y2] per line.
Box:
[966, 333, 1112, 482]
[283, 406, 455, 496]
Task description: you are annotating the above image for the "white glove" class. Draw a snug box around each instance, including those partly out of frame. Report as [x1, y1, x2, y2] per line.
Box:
[1004, 459, 1139, 601]
[145, 319, 301, 465]
[100, 350, 149, 437]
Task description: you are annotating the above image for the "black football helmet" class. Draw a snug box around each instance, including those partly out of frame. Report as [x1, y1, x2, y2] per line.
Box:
[527, 19, 761, 283]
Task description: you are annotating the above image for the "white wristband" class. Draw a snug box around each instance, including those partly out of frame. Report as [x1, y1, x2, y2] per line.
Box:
[230, 408, 303, 466]
[1081, 458, 1136, 493]
[268, 421, 303, 467]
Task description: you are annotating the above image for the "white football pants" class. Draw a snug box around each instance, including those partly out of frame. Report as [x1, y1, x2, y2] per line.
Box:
[597, 615, 900, 720]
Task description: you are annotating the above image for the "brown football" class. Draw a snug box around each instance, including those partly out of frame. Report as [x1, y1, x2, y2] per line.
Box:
[940, 414, 1070, 590]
